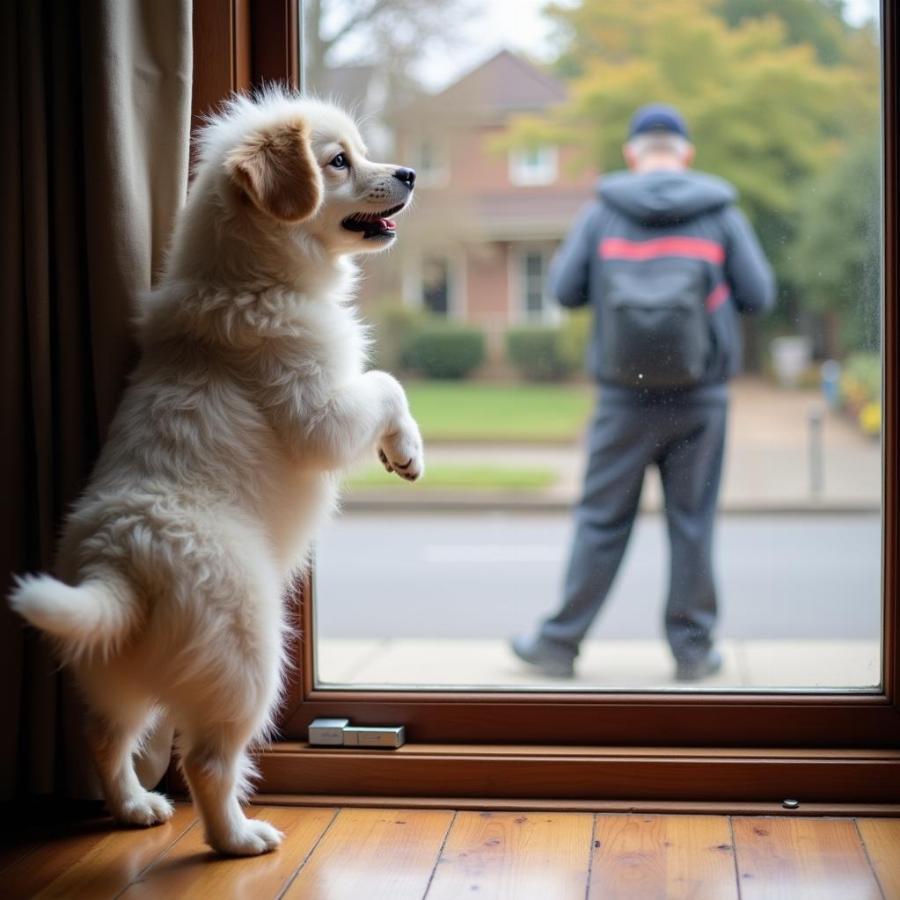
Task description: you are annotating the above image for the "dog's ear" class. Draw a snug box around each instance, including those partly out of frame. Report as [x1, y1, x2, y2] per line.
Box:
[226, 118, 323, 223]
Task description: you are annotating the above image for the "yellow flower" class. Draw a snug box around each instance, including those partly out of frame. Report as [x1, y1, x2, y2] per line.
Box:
[859, 402, 881, 435]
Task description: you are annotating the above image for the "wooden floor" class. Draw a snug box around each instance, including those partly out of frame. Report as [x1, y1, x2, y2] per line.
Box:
[2, 804, 899, 899]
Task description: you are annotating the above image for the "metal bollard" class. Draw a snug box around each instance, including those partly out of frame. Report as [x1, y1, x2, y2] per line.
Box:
[808, 405, 824, 500]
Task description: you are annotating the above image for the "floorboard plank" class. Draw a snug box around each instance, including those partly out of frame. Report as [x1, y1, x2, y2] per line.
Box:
[282, 807, 453, 900]
[587, 813, 738, 899]
[733, 816, 883, 900]
[425, 810, 594, 900]
[856, 818, 900, 899]
[117, 805, 336, 899]
[7, 805, 197, 900]
[7, 805, 897, 900]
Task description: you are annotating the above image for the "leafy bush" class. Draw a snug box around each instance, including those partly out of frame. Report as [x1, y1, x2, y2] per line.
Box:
[402, 323, 485, 379]
[370, 302, 428, 371]
[505, 325, 577, 381]
[558, 309, 591, 373]
[840, 352, 881, 437]
[841, 353, 881, 402]
[840, 352, 881, 409]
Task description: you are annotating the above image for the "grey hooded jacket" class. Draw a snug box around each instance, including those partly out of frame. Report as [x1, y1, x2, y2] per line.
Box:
[549, 169, 775, 395]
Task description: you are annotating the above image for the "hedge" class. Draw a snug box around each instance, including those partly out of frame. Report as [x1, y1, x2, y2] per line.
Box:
[371, 303, 428, 371]
[402, 323, 486, 379]
[505, 325, 577, 381]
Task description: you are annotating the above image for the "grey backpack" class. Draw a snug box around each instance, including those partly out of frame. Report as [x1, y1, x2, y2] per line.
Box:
[597, 243, 721, 389]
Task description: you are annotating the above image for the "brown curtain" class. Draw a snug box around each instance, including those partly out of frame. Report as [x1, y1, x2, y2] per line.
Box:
[0, 0, 192, 801]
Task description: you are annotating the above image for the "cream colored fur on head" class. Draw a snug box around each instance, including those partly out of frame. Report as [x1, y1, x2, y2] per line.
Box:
[9, 88, 423, 857]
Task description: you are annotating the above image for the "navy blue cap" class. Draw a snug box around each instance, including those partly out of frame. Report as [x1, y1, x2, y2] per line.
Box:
[628, 103, 689, 139]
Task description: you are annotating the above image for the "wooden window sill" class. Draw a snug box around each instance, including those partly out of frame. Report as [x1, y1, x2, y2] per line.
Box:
[255, 742, 900, 807]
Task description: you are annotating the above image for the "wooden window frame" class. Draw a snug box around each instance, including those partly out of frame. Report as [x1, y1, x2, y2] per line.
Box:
[195, 0, 900, 809]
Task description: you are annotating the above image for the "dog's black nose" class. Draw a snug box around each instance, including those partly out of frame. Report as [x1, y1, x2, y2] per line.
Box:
[393, 167, 416, 189]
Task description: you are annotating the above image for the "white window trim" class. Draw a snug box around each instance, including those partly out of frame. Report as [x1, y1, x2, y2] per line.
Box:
[404, 250, 465, 320]
[508, 145, 558, 186]
[415, 137, 449, 188]
[511, 244, 561, 325]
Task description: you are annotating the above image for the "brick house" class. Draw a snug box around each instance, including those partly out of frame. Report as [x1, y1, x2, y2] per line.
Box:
[354, 50, 598, 360]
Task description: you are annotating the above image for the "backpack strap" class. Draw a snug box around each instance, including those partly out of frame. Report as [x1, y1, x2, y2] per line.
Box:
[706, 282, 730, 312]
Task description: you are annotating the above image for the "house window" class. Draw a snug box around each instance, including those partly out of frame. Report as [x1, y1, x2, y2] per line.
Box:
[519, 249, 559, 323]
[523, 251, 546, 319]
[509, 145, 558, 186]
[422, 256, 450, 316]
[416, 138, 448, 186]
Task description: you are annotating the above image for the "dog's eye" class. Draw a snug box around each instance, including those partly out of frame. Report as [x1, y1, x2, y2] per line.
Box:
[329, 153, 349, 170]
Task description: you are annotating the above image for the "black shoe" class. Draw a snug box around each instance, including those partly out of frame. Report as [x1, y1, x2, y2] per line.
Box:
[675, 648, 723, 682]
[510, 635, 575, 679]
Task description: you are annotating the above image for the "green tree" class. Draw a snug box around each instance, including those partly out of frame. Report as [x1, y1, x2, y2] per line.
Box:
[508, 0, 879, 327]
[789, 135, 881, 354]
[718, 0, 854, 65]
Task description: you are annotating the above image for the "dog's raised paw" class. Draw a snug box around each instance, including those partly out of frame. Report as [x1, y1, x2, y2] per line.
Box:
[378, 426, 424, 483]
[390, 452, 423, 481]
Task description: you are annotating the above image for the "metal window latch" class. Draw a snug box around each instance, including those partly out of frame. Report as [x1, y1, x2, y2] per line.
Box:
[308, 718, 405, 749]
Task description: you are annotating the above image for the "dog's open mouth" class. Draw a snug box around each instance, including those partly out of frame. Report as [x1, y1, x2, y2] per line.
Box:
[341, 204, 406, 240]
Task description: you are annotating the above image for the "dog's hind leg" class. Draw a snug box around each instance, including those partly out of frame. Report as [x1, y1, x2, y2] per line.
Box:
[84, 701, 175, 826]
[172, 525, 286, 855]
[180, 723, 283, 856]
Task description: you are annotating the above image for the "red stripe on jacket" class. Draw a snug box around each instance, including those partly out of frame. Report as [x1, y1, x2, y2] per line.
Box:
[599, 236, 726, 265]
[705, 282, 730, 312]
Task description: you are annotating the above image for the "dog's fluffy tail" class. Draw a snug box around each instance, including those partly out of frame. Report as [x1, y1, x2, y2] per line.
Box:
[9, 573, 139, 660]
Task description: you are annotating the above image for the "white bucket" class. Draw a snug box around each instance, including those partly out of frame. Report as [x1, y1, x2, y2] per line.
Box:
[770, 336, 813, 387]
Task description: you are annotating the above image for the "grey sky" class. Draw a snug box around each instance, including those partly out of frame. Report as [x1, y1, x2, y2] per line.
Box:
[326, 0, 880, 92]
[322, 0, 879, 90]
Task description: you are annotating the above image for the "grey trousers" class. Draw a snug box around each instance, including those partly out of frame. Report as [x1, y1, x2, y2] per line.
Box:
[538, 389, 728, 663]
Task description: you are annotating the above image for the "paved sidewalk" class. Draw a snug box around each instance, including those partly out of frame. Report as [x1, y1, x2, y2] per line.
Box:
[316, 637, 881, 691]
[345, 378, 881, 513]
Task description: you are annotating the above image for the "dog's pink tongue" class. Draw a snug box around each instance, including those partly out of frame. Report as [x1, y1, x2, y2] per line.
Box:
[384, 218, 396, 229]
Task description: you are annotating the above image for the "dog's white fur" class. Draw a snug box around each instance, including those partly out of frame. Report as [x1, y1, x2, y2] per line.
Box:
[10, 90, 423, 856]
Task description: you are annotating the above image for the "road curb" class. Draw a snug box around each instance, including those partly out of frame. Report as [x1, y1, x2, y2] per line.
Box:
[342, 492, 880, 516]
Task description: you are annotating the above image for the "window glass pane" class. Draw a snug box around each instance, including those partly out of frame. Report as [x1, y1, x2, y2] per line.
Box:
[422, 257, 450, 315]
[306, 0, 884, 694]
[510, 146, 557, 185]
[419, 139, 435, 172]
[524, 252, 545, 316]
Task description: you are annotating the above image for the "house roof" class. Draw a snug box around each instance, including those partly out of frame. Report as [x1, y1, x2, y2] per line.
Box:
[434, 49, 567, 114]
[407, 50, 566, 120]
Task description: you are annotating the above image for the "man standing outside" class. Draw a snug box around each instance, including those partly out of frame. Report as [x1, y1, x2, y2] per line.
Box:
[513, 104, 775, 682]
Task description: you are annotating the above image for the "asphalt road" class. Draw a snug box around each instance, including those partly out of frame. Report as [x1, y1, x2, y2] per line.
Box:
[313, 512, 882, 641]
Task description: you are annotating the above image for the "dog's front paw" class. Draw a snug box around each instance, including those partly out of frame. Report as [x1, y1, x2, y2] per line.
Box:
[210, 817, 284, 856]
[114, 790, 175, 827]
[378, 420, 424, 482]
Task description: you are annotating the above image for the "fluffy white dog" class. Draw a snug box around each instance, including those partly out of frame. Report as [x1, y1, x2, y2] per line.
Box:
[10, 90, 424, 856]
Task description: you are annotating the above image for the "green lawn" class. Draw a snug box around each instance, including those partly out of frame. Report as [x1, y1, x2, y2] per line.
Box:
[403, 381, 594, 442]
[347, 464, 556, 491]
